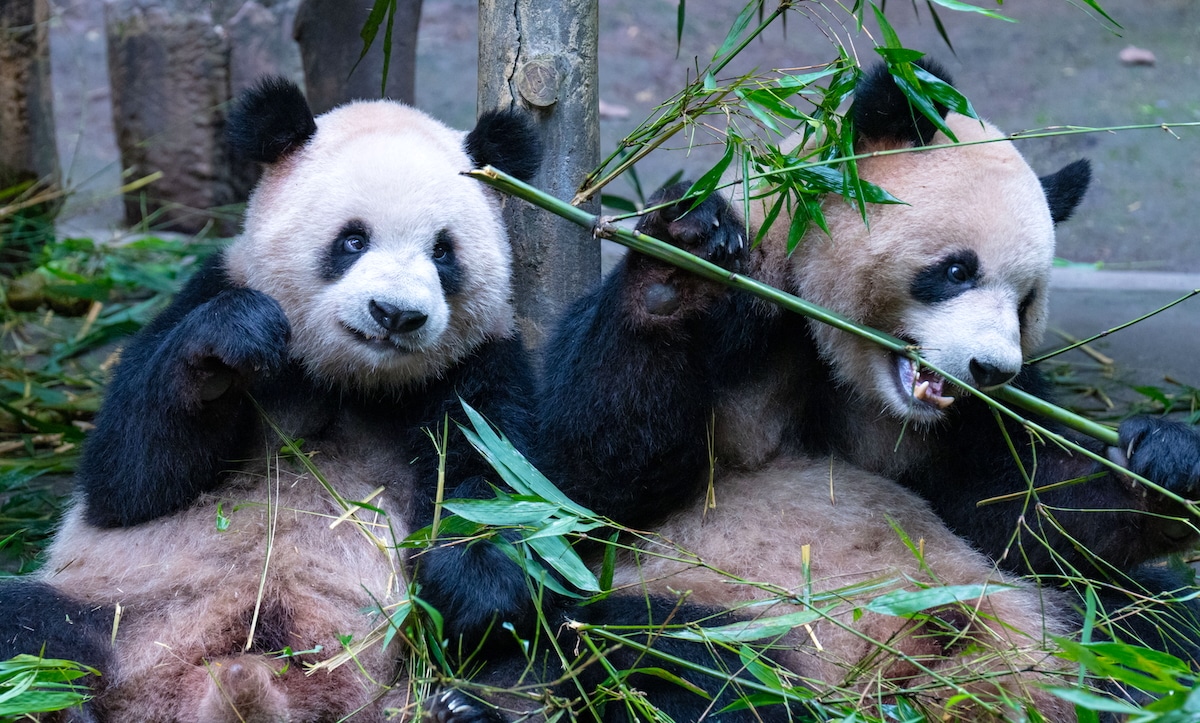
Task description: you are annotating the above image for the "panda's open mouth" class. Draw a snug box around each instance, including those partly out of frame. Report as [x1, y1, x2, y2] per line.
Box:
[894, 354, 955, 410]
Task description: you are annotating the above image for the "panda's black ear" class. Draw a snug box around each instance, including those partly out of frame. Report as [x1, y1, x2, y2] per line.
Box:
[1040, 159, 1091, 225]
[227, 76, 317, 164]
[851, 59, 953, 149]
[465, 109, 543, 183]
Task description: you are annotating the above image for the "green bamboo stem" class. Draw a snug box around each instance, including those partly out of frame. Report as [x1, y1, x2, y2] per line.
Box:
[472, 165, 1121, 448]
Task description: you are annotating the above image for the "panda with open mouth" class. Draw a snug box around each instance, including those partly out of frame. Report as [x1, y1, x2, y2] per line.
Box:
[538, 59, 1200, 676]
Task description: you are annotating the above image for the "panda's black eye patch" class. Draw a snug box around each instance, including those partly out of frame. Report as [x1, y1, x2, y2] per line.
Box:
[434, 229, 464, 296]
[910, 250, 980, 304]
[320, 221, 372, 281]
[1017, 287, 1038, 331]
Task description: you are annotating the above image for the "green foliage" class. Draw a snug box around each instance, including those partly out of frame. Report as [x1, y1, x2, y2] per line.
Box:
[0, 654, 97, 720]
[0, 232, 212, 570]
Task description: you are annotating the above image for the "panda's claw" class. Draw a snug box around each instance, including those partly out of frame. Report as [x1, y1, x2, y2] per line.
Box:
[637, 182, 746, 272]
[1116, 416, 1200, 501]
[423, 689, 506, 723]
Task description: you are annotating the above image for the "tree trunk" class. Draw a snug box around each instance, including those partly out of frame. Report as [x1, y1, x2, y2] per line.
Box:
[0, 0, 58, 191]
[293, 0, 423, 115]
[478, 0, 600, 350]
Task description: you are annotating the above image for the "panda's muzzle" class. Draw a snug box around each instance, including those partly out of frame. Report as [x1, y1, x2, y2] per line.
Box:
[369, 299, 427, 334]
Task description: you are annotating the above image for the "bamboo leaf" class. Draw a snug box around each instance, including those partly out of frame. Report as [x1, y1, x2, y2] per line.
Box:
[664, 606, 836, 642]
[685, 132, 739, 203]
[614, 667, 710, 698]
[864, 583, 1014, 616]
[675, 0, 686, 55]
[457, 400, 593, 516]
[738, 645, 781, 688]
[526, 534, 600, 592]
[601, 194, 639, 214]
[925, 1, 956, 54]
[714, 0, 759, 61]
[927, 0, 1014, 22]
[440, 497, 558, 526]
[911, 64, 978, 119]
[354, 0, 393, 86]
[1074, 0, 1121, 28]
[1044, 687, 1143, 715]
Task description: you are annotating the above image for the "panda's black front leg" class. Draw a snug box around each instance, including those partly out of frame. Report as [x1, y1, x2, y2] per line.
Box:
[77, 286, 291, 527]
[538, 184, 754, 528]
[0, 578, 113, 704]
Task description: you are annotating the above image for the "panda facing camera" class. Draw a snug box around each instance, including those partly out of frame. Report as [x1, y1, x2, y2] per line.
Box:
[0, 77, 545, 721]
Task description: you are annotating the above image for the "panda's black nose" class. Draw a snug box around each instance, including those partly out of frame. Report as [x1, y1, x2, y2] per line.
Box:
[369, 300, 427, 333]
[969, 358, 1018, 389]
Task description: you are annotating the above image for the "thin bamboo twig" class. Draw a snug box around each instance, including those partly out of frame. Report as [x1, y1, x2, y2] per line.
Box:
[1030, 287, 1200, 364]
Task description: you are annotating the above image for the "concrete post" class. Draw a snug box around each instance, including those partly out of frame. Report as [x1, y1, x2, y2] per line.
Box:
[294, 0, 423, 114]
[478, 0, 600, 349]
[0, 0, 58, 191]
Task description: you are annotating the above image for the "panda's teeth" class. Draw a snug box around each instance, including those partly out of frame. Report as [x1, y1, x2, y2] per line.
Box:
[929, 392, 956, 409]
[910, 377, 956, 409]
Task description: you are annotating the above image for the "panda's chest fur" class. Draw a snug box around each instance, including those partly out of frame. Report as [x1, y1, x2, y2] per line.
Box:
[45, 375, 438, 611]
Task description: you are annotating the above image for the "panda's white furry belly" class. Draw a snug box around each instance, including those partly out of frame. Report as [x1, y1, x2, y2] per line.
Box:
[41, 459, 413, 722]
[611, 456, 1076, 721]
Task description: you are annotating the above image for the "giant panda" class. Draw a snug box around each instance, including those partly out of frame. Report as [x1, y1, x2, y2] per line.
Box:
[424, 63, 1113, 720]
[538, 60, 1200, 664]
[0, 77, 546, 721]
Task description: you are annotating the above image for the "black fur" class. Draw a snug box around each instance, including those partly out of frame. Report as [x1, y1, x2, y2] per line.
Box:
[1040, 159, 1093, 224]
[434, 596, 803, 722]
[538, 184, 766, 527]
[538, 176, 1200, 663]
[909, 249, 980, 305]
[465, 109, 543, 182]
[77, 255, 290, 527]
[434, 230, 465, 297]
[226, 76, 317, 164]
[851, 58, 952, 148]
[0, 579, 114, 671]
[318, 220, 371, 281]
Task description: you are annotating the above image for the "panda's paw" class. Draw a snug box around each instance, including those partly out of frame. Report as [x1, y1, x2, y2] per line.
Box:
[168, 289, 292, 402]
[1117, 416, 1200, 501]
[637, 182, 746, 270]
[424, 689, 507, 723]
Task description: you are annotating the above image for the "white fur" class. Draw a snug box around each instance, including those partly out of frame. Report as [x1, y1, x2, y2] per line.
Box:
[226, 101, 516, 392]
[617, 456, 1076, 720]
[749, 114, 1055, 425]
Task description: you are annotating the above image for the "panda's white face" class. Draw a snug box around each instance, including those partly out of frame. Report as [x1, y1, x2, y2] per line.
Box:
[791, 115, 1055, 424]
[225, 101, 514, 392]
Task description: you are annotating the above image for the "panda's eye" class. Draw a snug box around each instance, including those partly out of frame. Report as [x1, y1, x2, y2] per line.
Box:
[910, 249, 980, 305]
[946, 263, 971, 284]
[343, 235, 367, 253]
[433, 229, 454, 262]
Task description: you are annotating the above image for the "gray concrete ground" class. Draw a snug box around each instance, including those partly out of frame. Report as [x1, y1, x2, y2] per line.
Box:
[42, 0, 1200, 401]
